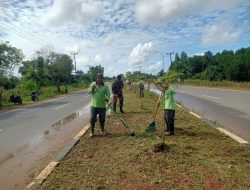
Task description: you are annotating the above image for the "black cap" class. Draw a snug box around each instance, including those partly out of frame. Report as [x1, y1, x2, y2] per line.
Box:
[117, 74, 121, 80]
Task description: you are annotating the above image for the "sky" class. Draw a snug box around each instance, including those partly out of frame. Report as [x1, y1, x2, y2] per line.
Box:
[0, 0, 249, 76]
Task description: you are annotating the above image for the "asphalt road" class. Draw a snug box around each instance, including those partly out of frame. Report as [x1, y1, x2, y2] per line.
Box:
[151, 85, 250, 141]
[0, 91, 91, 190]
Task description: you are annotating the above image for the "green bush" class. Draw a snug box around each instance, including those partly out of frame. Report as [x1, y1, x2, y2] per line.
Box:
[22, 80, 38, 92]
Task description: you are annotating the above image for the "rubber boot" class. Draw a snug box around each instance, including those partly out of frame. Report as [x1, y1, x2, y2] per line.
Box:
[89, 123, 95, 138]
[120, 106, 124, 113]
[100, 122, 107, 136]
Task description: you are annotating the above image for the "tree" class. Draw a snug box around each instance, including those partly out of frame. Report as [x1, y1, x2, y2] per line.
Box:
[169, 51, 191, 78]
[48, 54, 74, 92]
[19, 56, 48, 88]
[0, 41, 24, 76]
[0, 42, 23, 106]
[201, 65, 223, 81]
[157, 69, 164, 77]
[87, 65, 104, 82]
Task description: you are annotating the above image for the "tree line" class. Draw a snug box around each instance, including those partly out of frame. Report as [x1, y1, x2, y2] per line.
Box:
[169, 47, 250, 81]
[0, 41, 107, 105]
[0, 42, 105, 92]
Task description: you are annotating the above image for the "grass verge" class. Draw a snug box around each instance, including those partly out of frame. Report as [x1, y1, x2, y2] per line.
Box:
[0, 83, 88, 110]
[184, 79, 250, 91]
[40, 88, 250, 190]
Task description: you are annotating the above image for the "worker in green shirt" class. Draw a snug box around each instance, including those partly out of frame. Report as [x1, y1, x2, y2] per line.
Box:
[161, 83, 176, 135]
[88, 73, 110, 138]
[138, 79, 144, 98]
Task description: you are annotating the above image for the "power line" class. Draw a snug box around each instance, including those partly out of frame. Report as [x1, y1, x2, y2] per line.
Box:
[0, 21, 64, 53]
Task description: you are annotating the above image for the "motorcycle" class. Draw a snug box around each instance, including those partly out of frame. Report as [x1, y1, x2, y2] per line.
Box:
[30, 91, 38, 102]
[9, 94, 22, 104]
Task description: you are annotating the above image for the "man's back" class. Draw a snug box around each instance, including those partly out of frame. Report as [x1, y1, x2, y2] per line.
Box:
[112, 79, 123, 94]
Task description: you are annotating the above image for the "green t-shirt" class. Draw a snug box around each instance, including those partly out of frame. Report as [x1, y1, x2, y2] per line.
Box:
[88, 82, 110, 108]
[164, 86, 176, 110]
[138, 80, 144, 88]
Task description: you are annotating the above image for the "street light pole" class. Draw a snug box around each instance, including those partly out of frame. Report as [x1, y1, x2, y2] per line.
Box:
[71, 52, 78, 72]
[155, 51, 164, 71]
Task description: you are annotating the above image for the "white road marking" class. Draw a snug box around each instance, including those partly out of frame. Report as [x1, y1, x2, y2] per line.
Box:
[217, 127, 248, 144]
[0, 129, 2, 133]
[189, 111, 202, 119]
[54, 103, 69, 110]
[202, 94, 221, 100]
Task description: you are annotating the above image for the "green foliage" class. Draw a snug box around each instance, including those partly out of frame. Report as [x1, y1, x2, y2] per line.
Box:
[48, 54, 74, 92]
[157, 70, 183, 88]
[125, 71, 156, 83]
[87, 65, 104, 81]
[169, 47, 250, 82]
[0, 41, 24, 77]
[21, 79, 38, 92]
[201, 65, 223, 81]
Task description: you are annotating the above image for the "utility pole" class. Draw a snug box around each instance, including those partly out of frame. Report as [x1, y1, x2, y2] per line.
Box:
[138, 66, 142, 73]
[166, 52, 174, 66]
[71, 52, 78, 72]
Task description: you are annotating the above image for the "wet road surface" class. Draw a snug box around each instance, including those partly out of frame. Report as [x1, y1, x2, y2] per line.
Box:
[0, 91, 91, 190]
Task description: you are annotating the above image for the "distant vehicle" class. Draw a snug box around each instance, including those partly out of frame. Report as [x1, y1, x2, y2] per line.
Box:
[9, 94, 22, 104]
[30, 90, 38, 102]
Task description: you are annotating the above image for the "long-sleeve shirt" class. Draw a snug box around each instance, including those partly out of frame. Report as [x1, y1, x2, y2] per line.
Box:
[88, 82, 110, 108]
[111, 79, 124, 95]
[164, 86, 176, 110]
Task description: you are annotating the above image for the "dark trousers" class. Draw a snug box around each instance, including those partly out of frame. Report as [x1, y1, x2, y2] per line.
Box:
[90, 107, 106, 131]
[113, 94, 123, 110]
[164, 109, 175, 134]
[139, 88, 144, 97]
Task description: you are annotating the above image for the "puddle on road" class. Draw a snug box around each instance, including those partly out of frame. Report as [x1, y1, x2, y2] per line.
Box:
[0, 153, 14, 165]
[51, 105, 90, 130]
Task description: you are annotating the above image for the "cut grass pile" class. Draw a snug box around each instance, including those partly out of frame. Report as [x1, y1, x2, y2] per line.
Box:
[40, 88, 250, 190]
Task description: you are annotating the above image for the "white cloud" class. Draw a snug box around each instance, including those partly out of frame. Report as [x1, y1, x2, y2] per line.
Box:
[0, 0, 248, 78]
[128, 42, 155, 65]
[147, 61, 162, 73]
[202, 23, 241, 44]
[194, 52, 205, 56]
[135, 0, 245, 25]
[65, 44, 80, 54]
[41, 0, 104, 26]
[94, 54, 103, 63]
[76, 54, 91, 71]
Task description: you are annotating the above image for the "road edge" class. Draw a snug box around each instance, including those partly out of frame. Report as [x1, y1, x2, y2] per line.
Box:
[176, 103, 249, 147]
[25, 125, 90, 190]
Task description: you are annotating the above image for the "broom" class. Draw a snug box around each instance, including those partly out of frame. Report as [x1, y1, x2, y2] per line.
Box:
[106, 89, 135, 136]
[145, 92, 163, 132]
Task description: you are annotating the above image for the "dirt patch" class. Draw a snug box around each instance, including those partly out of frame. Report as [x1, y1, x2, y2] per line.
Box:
[203, 168, 224, 190]
[153, 143, 170, 153]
